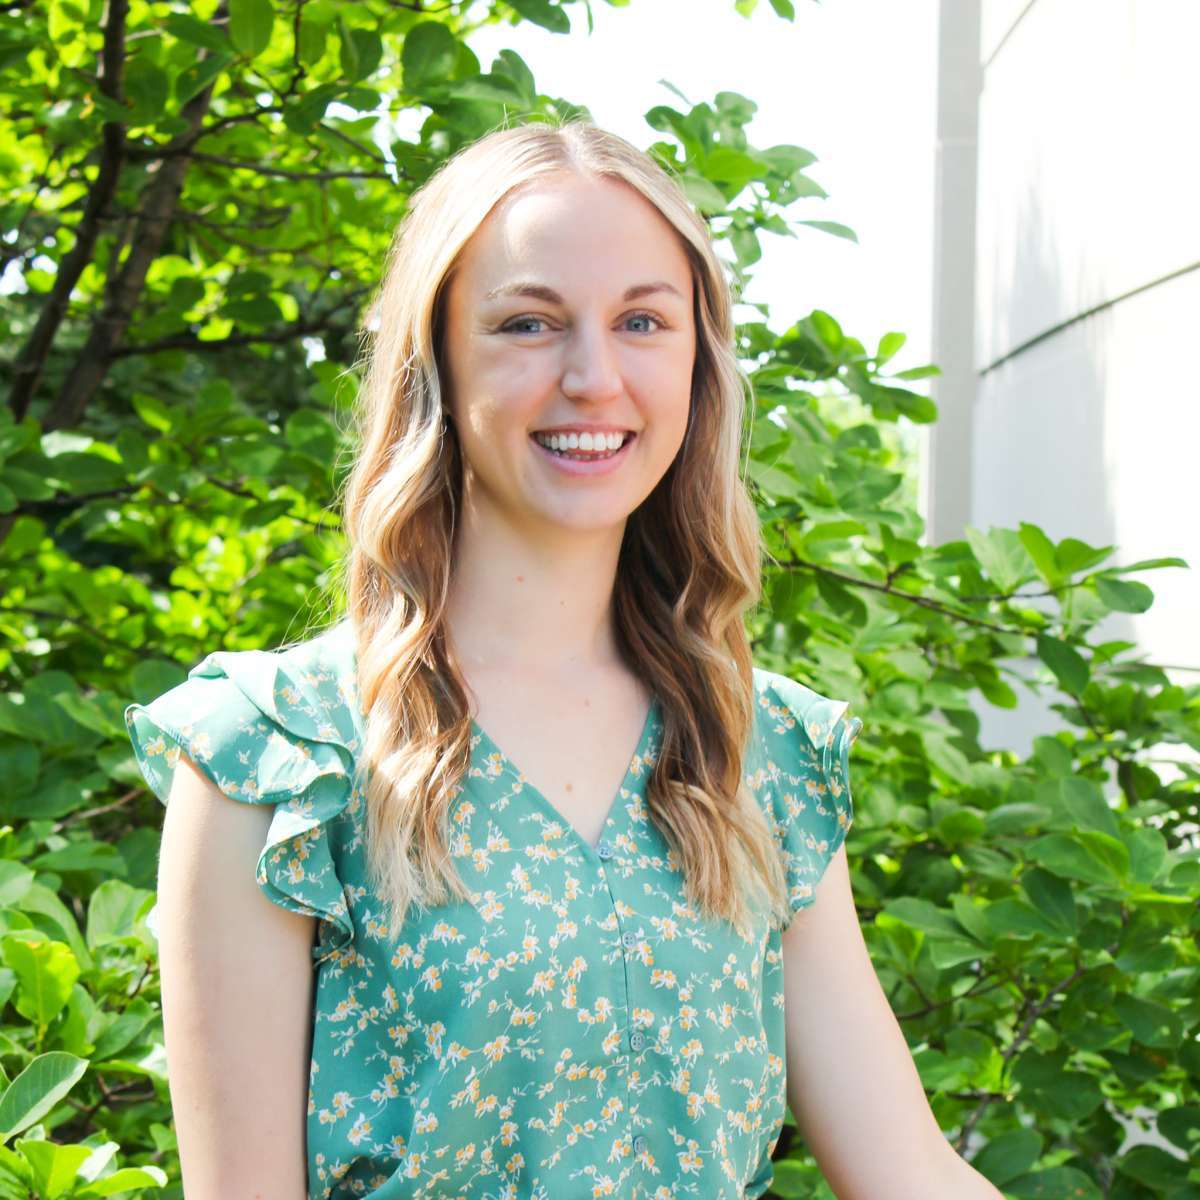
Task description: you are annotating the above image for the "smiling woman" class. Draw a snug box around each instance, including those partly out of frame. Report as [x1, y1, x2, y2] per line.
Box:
[127, 118, 999, 1200]
[439, 171, 695, 535]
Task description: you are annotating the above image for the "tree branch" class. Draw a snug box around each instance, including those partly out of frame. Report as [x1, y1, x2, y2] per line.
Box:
[8, 0, 129, 423]
[44, 2, 230, 433]
[190, 151, 394, 181]
[0, 151, 61, 278]
[110, 291, 368, 357]
[771, 520, 1019, 637]
[122, 107, 283, 161]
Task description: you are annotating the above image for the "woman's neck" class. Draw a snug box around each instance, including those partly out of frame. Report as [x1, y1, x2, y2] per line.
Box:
[444, 508, 627, 677]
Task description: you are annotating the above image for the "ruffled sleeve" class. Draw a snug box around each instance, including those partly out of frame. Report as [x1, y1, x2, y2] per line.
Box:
[752, 669, 863, 926]
[124, 638, 359, 967]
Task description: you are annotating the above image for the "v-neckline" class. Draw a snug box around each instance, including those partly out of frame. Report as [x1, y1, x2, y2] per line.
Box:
[470, 696, 661, 860]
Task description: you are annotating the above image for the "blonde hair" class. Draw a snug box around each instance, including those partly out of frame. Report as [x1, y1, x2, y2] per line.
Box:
[336, 118, 792, 938]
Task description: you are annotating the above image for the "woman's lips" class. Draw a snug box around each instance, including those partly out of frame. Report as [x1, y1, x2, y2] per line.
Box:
[529, 432, 637, 477]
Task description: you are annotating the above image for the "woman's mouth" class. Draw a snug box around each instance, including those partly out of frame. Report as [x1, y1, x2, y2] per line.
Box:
[529, 431, 637, 476]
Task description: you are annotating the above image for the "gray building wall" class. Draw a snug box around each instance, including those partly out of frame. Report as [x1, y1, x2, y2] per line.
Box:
[930, 0, 1200, 760]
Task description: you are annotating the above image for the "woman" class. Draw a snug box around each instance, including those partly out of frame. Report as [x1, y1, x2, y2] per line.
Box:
[126, 121, 1002, 1199]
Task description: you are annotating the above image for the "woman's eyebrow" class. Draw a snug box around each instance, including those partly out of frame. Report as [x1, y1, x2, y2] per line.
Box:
[483, 280, 685, 303]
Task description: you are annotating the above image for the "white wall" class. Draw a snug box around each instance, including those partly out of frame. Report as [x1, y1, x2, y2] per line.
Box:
[934, 0, 1200, 758]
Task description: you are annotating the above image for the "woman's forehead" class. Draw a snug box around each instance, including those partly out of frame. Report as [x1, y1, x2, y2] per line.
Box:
[459, 178, 692, 298]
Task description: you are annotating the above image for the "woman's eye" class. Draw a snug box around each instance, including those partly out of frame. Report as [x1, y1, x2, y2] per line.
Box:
[501, 316, 550, 334]
[625, 310, 664, 333]
[500, 311, 665, 335]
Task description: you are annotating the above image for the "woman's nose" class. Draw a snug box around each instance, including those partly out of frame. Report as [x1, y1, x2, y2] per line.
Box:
[559, 321, 624, 402]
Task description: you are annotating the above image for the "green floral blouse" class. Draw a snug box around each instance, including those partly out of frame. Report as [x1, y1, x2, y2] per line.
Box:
[125, 618, 862, 1200]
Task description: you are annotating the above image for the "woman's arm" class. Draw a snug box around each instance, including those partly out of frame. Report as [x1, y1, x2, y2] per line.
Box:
[156, 753, 316, 1199]
[782, 844, 1005, 1200]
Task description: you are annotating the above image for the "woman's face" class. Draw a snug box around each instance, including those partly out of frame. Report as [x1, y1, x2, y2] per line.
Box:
[441, 172, 696, 538]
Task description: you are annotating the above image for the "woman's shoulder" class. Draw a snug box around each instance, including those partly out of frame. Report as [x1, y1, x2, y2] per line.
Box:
[748, 664, 863, 778]
[124, 618, 362, 790]
[125, 619, 361, 965]
[271, 617, 361, 734]
[187, 617, 361, 746]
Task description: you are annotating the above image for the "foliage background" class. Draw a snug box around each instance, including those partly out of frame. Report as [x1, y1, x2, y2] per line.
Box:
[0, 0, 1197, 1196]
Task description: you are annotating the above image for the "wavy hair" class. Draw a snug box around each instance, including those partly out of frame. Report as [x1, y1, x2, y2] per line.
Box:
[334, 118, 791, 940]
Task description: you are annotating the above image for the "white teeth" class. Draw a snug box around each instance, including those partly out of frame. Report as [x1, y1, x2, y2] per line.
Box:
[534, 431, 628, 452]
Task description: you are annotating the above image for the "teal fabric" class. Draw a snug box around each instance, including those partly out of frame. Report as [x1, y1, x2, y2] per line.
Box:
[125, 619, 861, 1200]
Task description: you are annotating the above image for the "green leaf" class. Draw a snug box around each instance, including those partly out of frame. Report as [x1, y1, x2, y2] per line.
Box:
[1123, 826, 1167, 887]
[1076, 829, 1130, 882]
[164, 13, 232, 52]
[985, 803, 1049, 836]
[297, 12, 329, 66]
[1019, 866, 1077, 933]
[339, 18, 382, 82]
[890, 363, 941, 380]
[1058, 776, 1119, 839]
[123, 58, 169, 123]
[449, 74, 528, 104]
[769, 0, 796, 17]
[1113, 1144, 1190, 1190]
[0, 1053, 88, 1142]
[1111, 994, 1182, 1049]
[1105, 555, 1188, 574]
[285, 81, 342, 131]
[1054, 536, 1112, 575]
[1036, 632, 1089, 695]
[977, 672, 1017, 708]
[1005, 1165, 1102, 1198]
[759, 144, 817, 174]
[4, 933, 80, 1031]
[1018, 521, 1060, 586]
[798, 219, 858, 242]
[984, 897, 1063, 939]
[927, 937, 987, 969]
[1027, 832, 1127, 886]
[228, 0, 274, 57]
[1094, 574, 1154, 613]
[874, 331, 905, 365]
[86, 880, 152, 950]
[798, 519, 867, 549]
[948, 894, 993, 944]
[703, 146, 767, 194]
[18, 1139, 92, 1200]
[506, 0, 571, 34]
[788, 171, 827, 199]
[965, 525, 1033, 593]
[748, 456, 800, 500]
[808, 309, 843, 350]
[128, 659, 188, 704]
[678, 173, 728, 215]
[174, 50, 233, 107]
[970, 1128, 1043, 1187]
[882, 897, 971, 938]
[492, 49, 537, 102]
[76, 1166, 170, 1198]
[936, 807, 986, 843]
[1158, 1107, 1200, 1154]
[402, 22, 459, 91]
[0, 467, 53, 502]
[130, 394, 172, 433]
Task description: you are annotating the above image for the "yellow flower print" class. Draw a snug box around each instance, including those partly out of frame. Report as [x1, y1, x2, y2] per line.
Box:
[482, 1033, 511, 1064]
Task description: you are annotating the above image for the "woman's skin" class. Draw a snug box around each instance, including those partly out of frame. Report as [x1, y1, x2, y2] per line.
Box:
[440, 172, 696, 830]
